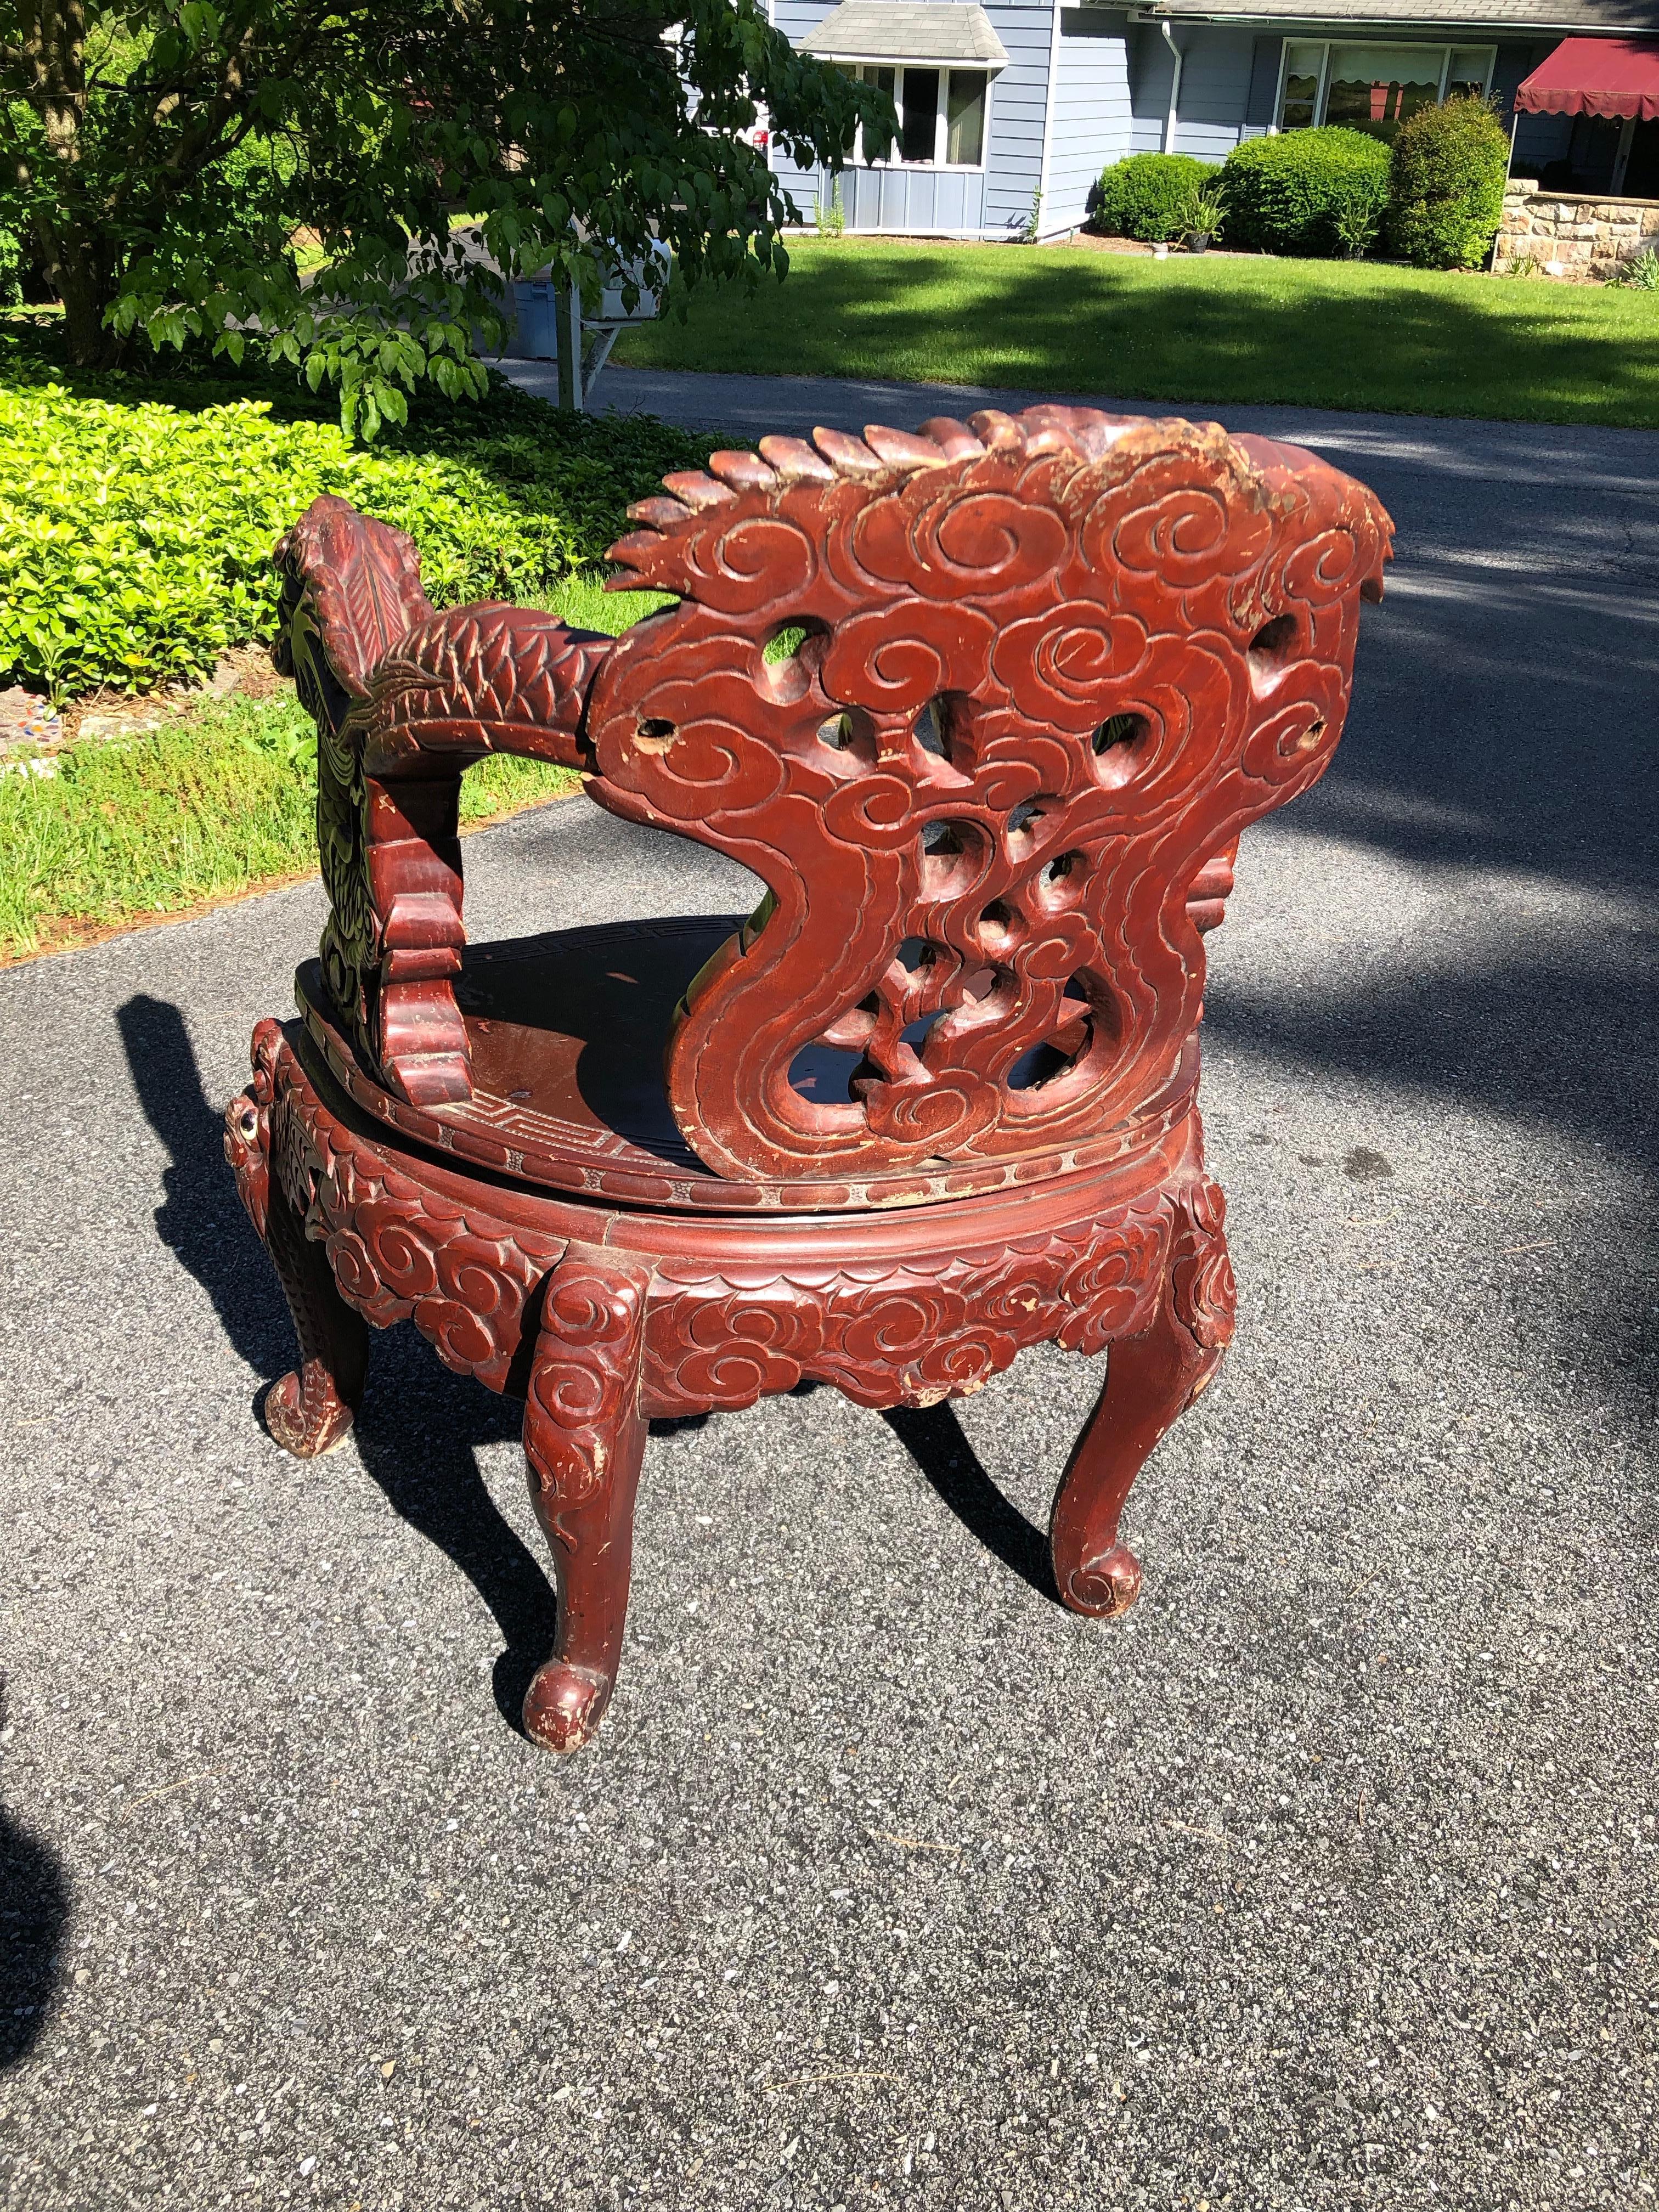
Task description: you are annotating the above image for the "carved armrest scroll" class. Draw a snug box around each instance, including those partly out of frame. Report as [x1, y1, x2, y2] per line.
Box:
[275, 495, 613, 1107]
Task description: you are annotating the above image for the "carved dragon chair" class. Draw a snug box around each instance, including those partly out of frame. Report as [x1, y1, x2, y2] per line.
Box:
[225, 404, 1390, 1752]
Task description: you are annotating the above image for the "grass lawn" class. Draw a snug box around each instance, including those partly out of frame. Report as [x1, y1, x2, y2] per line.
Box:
[0, 575, 669, 963]
[616, 239, 1659, 428]
[0, 319, 699, 959]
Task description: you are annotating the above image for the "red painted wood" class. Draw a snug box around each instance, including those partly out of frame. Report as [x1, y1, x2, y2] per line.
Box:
[596, 407, 1390, 1183]
[521, 1248, 652, 1753]
[230, 407, 1391, 1751]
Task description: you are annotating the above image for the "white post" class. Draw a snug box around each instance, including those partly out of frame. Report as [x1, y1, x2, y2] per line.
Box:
[555, 282, 582, 411]
[1160, 18, 1185, 154]
[1489, 103, 1521, 273]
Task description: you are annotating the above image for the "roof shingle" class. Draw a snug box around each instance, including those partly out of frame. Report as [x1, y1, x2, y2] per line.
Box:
[1141, 0, 1659, 25]
[800, 2, 1011, 66]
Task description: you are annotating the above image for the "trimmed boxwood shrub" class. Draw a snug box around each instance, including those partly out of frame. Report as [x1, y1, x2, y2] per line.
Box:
[1221, 128, 1391, 258]
[1387, 97, 1509, 270]
[1093, 153, 1216, 244]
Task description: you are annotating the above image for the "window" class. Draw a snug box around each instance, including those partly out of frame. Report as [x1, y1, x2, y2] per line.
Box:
[946, 70, 986, 165]
[1275, 43, 1495, 141]
[836, 62, 990, 167]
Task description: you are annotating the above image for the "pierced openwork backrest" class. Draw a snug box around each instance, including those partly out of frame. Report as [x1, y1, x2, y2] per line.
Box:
[585, 405, 1391, 1183]
[273, 405, 1389, 1188]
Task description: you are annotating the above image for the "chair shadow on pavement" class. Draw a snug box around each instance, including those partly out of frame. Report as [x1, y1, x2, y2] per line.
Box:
[883, 1405, 1062, 1604]
[117, 994, 559, 1736]
[0, 1799, 68, 2070]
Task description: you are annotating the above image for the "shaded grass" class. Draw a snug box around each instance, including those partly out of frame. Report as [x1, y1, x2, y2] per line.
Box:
[616, 241, 1659, 427]
[1, 578, 670, 961]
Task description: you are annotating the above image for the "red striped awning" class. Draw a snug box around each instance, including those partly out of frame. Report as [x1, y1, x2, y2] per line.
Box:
[1515, 36, 1659, 122]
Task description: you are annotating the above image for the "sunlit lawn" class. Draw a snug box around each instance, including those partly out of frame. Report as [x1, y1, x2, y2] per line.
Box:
[616, 240, 1659, 427]
[0, 577, 670, 962]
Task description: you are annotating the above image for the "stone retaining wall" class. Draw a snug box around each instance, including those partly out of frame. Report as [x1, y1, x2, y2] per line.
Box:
[1493, 179, 1659, 280]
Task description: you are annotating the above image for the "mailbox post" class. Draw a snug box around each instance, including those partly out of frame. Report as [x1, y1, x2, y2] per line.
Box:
[507, 242, 670, 410]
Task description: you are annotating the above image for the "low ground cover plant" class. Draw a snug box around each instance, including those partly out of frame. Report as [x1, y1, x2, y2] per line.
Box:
[1610, 249, 1659, 290]
[0, 322, 703, 952]
[1092, 153, 1216, 244]
[1386, 96, 1510, 270]
[1221, 128, 1391, 259]
[0, 326, 715, 697]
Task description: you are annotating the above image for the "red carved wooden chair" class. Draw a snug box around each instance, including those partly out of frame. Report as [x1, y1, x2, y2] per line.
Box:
[225, 404, 1390, 1752]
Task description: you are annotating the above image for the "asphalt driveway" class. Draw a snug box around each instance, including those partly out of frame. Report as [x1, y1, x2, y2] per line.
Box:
[2, 373, 1656, 2212]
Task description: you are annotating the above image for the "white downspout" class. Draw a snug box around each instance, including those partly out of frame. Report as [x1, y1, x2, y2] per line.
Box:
[1160, 17, 1184, 155]
[1036, 0, 1063, 239]
[1487, 101, 1520, 272]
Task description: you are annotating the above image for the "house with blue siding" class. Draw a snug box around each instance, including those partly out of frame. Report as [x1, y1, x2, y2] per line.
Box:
[766, 0, 1659, 239]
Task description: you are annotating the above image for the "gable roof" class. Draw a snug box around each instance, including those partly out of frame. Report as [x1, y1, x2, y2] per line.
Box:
[1137, 0, 1659, 24]
[800, 2, 1011, 66]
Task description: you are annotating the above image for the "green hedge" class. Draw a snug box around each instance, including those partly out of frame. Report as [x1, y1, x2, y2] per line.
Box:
[1221, 128, 1392, 258]
[1387, 97, 1509, 270]
[1093, 153, 1216, 244]
[0, 340, 714, 697]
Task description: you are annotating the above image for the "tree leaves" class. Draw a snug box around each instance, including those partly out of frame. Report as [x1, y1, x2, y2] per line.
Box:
[1, 0, 890, 432]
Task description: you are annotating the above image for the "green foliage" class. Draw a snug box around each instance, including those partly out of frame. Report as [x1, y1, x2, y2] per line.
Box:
[0, 229, 22, 307]
[1221, 128, 1391, 258]
[1093, 154, 1215, 244]
[818, 179, 846, 239]
[0, 689, 595, 958]
[1386, 98, 1509, 271]
[1, 0, 893, 430]
[0, 335, 714, 696]
[1182, 182, 1227, 242]
[1609, 249, 1659, 291]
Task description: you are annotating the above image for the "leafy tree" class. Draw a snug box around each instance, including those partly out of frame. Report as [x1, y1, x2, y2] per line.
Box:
[2, 1, 890, 431]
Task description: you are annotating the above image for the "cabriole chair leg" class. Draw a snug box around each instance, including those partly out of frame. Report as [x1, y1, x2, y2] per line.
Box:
[519, 1252, 651, 1753]
[1049, 1263, 1226, 1618]
[261, 1172, 370, 1458]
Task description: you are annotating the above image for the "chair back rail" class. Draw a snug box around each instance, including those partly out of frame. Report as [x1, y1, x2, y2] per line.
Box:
[275, 407, 1391, 1175]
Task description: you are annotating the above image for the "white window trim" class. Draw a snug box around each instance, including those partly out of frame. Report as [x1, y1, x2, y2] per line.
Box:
[1272, 40, 1496, 132]
[828, 59, 995, 172]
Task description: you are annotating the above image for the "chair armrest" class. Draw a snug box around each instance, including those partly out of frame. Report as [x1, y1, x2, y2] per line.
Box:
[275, 496, 612, 1107]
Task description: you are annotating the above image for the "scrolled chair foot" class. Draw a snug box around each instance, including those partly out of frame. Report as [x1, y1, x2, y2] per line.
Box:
[1049, 1177, 1234, 1620]
[1056, 1540, 1144, 1620]
[228, 1052, 370, 1460]
[263, 1363, 360, 1458]
[520, 1248, 651, 1753]
[522, 1661, 616, 1753]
